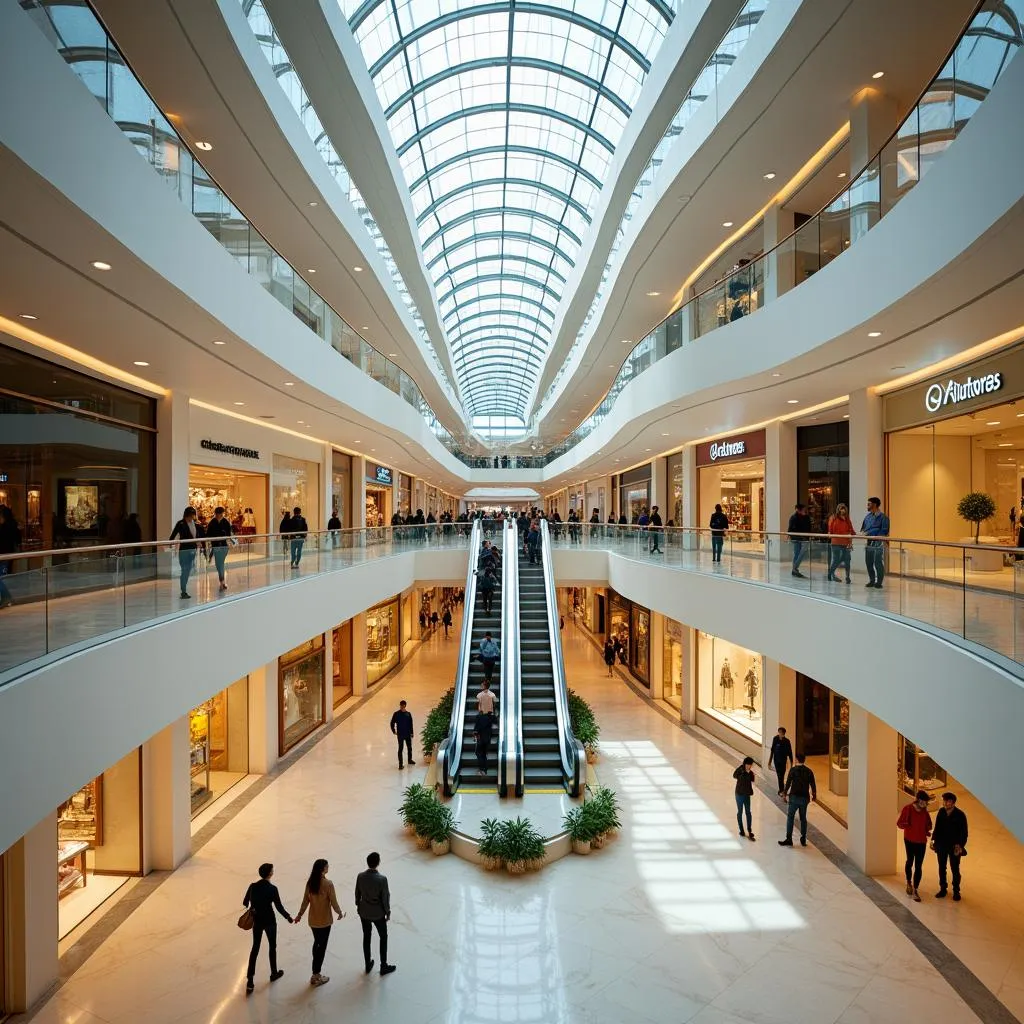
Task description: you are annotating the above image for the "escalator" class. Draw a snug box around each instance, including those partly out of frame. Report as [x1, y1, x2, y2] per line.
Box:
[520, 521, 585, 794]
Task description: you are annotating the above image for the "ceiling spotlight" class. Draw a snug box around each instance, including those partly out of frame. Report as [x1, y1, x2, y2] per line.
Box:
[871, 71, 885, 80]
[194, 141, 213, 151]
[362, 326, 369, 331]
[353, 266, 364, 272]
[308, 201, 319, 207]
[999, 442, 1014, 447]
[620, 339, 632, 344]
[722, 221, 734, 228]
[91, 260, 112, 271]
[987, 421, 1001, 426]
[838, 172, 847, 179]
[645, 291, 661, 297]
[133, 360, 150, 367]
[284, 381, 295, 387]
[842, 414, 850, 419]
[763, 172, 776, 180]
[389, 353, 398, 358]
[661, 433, 670, 436]
[233, 401, 245, 406]
[787, 399, 800, 405]
[645, 448, 652, 452]
[18, 313, 38, 320]
[213, 339, 226, 346]
[771, 372, 782, 378]
[868, 331, 882, 338]
[307, 268, 316, 274]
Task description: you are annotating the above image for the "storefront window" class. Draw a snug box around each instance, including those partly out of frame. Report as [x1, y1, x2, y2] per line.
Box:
[619, 466, 651, 522]
[630, 604, 651, 686]
[188, 465, 266, 534]
[608, 591, 630, 665]
[333, 620, 353, 707]
[663, 618, 684, 709]
[668, 452, 683, 526]
[367, 597, 401, 684]
[697, 432, 766, 547]
[797, 423, 849, 532]
[399, 474, 412, 518]
[697, 633, 763, 743]
[189, 679, 248, 817]
[279, 637, 326, 753]
[332, 450, 352, 529]
[273, 455, 320, 533]
[796, 673, 849, 824]
[898, 736, 947, 797]
[0, 345, 157, 551]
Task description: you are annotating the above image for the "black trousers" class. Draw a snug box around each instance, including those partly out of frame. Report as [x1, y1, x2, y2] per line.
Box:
[361, 916, 388, 968]
[481, 590, 493, 614]
[482, 658, 496, 682]
[311, 925, 332, 974]
[476, 732, 492, 771]
[247, 919, 277, 980]
[396, 736, 413, 766]
[773, 762, 787, 793]
[936, 846, 962, 893]
[904, 839, 926, 887]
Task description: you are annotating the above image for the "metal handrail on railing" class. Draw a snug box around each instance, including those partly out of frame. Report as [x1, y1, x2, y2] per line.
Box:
[438, 519, 482, 796]
[498, 519, 524, 797]
[539, 520, 585, 796]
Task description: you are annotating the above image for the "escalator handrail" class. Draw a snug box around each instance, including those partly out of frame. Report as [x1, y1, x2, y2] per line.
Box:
[439, 518, 482, 796]
[498, 519, 524, 796]
[539, 519, 585, 796]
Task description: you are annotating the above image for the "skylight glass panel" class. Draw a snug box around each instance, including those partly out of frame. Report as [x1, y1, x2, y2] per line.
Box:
[342, 0, 672, 417]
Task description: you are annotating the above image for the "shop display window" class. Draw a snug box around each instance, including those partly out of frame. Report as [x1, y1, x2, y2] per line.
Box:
[699, 459, 765, 543]
[668, 452, 683, 526]
[279, 638, 326, 753]
[332, 450, 352, 529]
[189, 682, 248, 818]
[367, 598, 400, 685]
[190, 704, 213, 815]
[899, 737, 947, 797]
[798, 423, 850, 533]
[697, 633, 763, 743]
[630, 604, 651, 686]
[58, 777, 102, 846]
[663, 619, 684, 709]
[333, 620, 353, 706]
[188, 465, 266, 535]
[608, 592, 630, 666]
[273, 456, 320, 533]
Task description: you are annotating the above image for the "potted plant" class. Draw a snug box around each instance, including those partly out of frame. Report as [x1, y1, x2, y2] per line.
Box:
[398, 783, 433, 835]
[420, 687, 456, 763]
[568, 690, 600, 761]
[495, 817, 545, 874]
[587, 788, 622, 848]
[957, 492, 997, 543]
[425, 802, 457, 856]
[563, 805, 598, 855]
[477, 818, 503, 870]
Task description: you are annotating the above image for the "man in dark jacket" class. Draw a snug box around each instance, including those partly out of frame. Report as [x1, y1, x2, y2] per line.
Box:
[709, 504, 729, 563]
[769, 727, 794, 796]
[788, 502, 813, 578]
[243, 862, 293, 993]
[931, 792, 969, 901]
[473, 709, 494, 775]
[478, 567, 496, 615]
[779, 754, 817, 847]
[284, 506, 308, 568]
[389, 700, 415, 769]
[355, 852, 395, 976]
[733, 757, 756, 841]
[649, 505, 663, 554]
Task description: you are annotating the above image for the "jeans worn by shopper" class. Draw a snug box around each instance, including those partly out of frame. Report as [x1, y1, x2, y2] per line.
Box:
[711, 536, 724, 562]
[290, 538, 305, 566]
[786, 795, 810, 840]
[213, 546, 228, 582]
[865, 545, 885, 585]
[178, 549, 196, 595]
[735, 794, 752, 833]
[791, 540, 807, 573]
[829, 545, 852, 579]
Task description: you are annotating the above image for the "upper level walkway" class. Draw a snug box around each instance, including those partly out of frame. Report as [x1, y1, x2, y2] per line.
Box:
[2, 523, 1022, 685]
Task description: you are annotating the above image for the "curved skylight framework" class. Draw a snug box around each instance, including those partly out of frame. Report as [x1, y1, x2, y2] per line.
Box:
[339, 0, 675, 419]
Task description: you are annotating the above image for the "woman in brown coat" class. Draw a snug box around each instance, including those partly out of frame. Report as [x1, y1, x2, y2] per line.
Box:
[295, 858, 345, 986]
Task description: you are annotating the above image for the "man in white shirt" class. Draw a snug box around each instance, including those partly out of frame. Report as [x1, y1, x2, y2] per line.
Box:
[476, 679, 496, 717]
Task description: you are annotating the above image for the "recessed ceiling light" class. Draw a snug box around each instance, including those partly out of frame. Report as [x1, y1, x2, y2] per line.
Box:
[213, 339, 226, 346]
[771, 372, 781, 377]
[722, 221, 734, 228]
[194, 141, 213, 151]
[1017, 413, 1024, 418]
[363, 326, 369, 331]
[987, 421, 1001, 426]
[307, 268, 316, 274]
[891, 365, 905, 370]
[353, 266, 364, 272]
[645, 291, 661, 297]
[871, 71, 885, 80]
[787, 399, 799, 404]
[661, 433, 670, 436]
[284, 381, 295, 387]
[297, 420, 304, 424]
[842, 414, 850, 419]
[763, 172, 776, 180]
[838, 172, 847, 179]
[18, 313, 37, 320]
[133, 360, 150, 367]
[999, 442, 1014, 447]
[233, 401, 245, 406]
[308, 201, 319, 207]
[868, 331, 882, 338]
[645, 448, 652, 452]
[91, 260, 112, 271]
[620, 339, 632, 344]
[389, 353, 398, 358]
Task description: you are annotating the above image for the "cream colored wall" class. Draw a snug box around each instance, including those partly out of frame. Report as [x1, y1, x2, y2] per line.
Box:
[226, 678, 249, 773]
[91, 748, 141, 874]
[935, 435, 973, 542]
[887, 432, 971, 542]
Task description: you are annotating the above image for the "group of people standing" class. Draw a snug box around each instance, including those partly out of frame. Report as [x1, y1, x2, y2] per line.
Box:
[241, 853, 395, 995]
[785, 497, 890, 586]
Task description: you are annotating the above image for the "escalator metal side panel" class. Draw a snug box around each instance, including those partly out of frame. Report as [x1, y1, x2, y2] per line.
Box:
[498, 519, 524, 797]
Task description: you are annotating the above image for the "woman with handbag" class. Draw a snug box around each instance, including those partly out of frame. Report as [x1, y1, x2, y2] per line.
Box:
[294, 858, 346, 986]
[241, 863, 294, 995]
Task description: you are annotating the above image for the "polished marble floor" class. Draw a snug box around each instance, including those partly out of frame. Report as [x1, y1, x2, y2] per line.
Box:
[29, 623, 1009, 1024]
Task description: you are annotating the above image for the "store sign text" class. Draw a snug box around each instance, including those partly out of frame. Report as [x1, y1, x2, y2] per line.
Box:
[374, 466, 392, 485]
[709, 440, 746, 461]
[924, 372, 1003, 414]
[200, 438, 260, 460]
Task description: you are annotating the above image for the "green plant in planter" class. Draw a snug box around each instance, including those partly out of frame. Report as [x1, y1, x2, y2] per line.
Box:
[563, 805, 601, 842]
[420, 802, 457, 844]
[586, 787, 621, 845]
[398, 783, 434, 831]
[957, 492, 997, 542]
[420, 687, 456, 758]
[493, 817, 546, 872]
[477, 817, 503, 868]
[568, 690, 600, 752]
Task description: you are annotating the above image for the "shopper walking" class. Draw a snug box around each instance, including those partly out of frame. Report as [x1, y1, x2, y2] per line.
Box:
[709, 504, 729, 563]
[476, 678, 497, 716]
[473, 708, 494, 775]
[327, 510, 342, 549]
[826, 503, 856, 583]
[788, 503, 813, 578]
[778, 753, 816, 847]
[768, 727, 794, 796]
[285, 506, 308, 568]
[931, 792, 968, 901]
[169, 506, 205, 599]
[441, 606, 453, 638]
[478, 567, 496, 615]
[206, 506, 234, 591]
[355, 852, 396, 976]
[649, 505, 663, 554]
[861, 497, 890, 588]
[294, 858, 345, 987]
[898, 790, 933, 902]
[242, 862, 294, 994]
[526, 518, 541, 564]
[0, 505, 22, 608]
[389, 700, 415, 769]
[603, 639, 616, 677]
[733, 756, 756, 841]
[478, 632, 500, 684]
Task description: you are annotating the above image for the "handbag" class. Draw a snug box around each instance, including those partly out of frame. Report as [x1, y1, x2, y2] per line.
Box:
[237, 907, 255, 930]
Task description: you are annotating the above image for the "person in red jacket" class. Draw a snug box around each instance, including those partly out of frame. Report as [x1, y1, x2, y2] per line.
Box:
[897, 790, 933, 902]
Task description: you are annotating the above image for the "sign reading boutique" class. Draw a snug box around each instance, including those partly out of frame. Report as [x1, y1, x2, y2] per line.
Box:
[696, 429, 766, 467]
[885, 344, 1024, 432]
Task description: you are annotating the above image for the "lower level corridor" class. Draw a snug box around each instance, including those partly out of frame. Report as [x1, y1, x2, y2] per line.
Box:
[25, 622, 1010, 1024]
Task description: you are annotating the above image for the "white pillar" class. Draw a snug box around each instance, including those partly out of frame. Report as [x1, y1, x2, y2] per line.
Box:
[4, 814, 59, 1012]
[847, 704, 898, 875]
[848, 387, 884, 526]
[143, 717, 192, 871]
[761, 659, 796, 768]
[682, 626, 697, 723]
[681, 446, 698, 548]
[324, 626, 336, 724]
[649, 612, 665, 700]
[156, 390, 190, 540]
[763, 204, 796, 303]
[650, 456, 668, 515]
[765, 420, 797, 537]
[849, 87, 899, 241]
[321, 443, 333, 532]
[247, 660, 279, 775]
[352, 457, 367, 528]
[352, 611, 368, 696]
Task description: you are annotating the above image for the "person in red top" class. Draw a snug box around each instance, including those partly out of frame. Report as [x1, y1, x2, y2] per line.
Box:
[897, 790, 933, 902]
[826, 504, 857, 583]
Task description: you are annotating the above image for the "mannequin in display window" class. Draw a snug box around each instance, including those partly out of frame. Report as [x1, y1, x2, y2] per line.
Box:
[744, 662, 759, 718]
[719, 658, 734, 709]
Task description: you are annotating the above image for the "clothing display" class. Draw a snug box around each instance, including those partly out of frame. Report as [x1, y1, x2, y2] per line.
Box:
[699, 634, 765, 743]
[743, 664, 759, 717]
[719, 658, 734, 708]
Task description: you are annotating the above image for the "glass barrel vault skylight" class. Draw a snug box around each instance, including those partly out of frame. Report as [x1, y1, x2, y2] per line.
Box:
[339, 0, 675, 421]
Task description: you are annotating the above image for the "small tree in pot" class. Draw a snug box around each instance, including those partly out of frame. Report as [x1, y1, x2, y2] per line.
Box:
[957, 492, 997, 543]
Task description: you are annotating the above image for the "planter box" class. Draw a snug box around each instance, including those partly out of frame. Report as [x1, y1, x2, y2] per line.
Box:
[571, 839, 592, 855]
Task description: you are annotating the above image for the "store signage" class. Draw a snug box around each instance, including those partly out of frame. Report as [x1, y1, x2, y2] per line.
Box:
[710, 440, 745, 461]
[366, 463, 392, 485]
[924, 372, 1003, 414]
[200, 438, 260, 460]
[0, 473, 7, 483]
